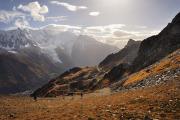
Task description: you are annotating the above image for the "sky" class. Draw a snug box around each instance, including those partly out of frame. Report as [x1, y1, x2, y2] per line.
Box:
[0, 0, 180, 48]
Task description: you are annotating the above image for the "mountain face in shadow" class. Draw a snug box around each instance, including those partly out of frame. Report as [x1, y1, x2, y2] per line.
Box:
[103, 12, 180, 83]
[131, 12, 180, 73]
[99, 39, 141, 72]
[0, 29, 65, 94]
[0, 47, 65, 94]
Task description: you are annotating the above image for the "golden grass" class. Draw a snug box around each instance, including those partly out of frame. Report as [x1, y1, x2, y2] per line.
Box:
[0, 78, 179, 120]
[63, 67, 97, 81]
[123, 51, 180, 86]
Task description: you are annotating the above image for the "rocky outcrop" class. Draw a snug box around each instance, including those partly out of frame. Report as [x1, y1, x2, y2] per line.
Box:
[103, 63, 130, 82]
[131, 12, 180, 73]
[99, 39, 141, 71]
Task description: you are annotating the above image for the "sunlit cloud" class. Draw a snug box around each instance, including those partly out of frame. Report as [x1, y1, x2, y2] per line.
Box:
[50, 1, 87, 11]
[0, 10, 24, 23]
[46, 16, 67, 22]
[89, 12, 100, 16]
[113, 30, 135, 38]
[78, 24, 160, 48]
[83, 24, 126, 36]
[40, 24, 82, 34]
[17, 1, 48, 21]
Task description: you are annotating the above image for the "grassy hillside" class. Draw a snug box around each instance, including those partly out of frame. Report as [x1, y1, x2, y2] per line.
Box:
[0, 78, 179, 120]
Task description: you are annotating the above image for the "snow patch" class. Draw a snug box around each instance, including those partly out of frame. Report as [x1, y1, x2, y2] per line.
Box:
[8, 50, 18, 54]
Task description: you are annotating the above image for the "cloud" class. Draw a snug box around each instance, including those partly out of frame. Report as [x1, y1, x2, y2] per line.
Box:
[83, 24, 126, 36]
[50, 1, 87, 11]
[17, 1, 48, 21]
[46, 16, 67, 22]
[40, 24, 82, 35]
[113, 30, 135, 38]
[89, 12, 100, 16]
[0, 10, 24, 23]
[14, 17, 29, 28]
[79, 24, 160, 48]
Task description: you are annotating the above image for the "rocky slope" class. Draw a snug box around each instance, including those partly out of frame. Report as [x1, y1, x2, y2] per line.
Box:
[99, 39, 141, 72]
[0, 47, 65, 94]
[103, 12, 180, 83]
[111, 49, 180, 91]
[33, 67, 101, 97]
[131, 12, 180, 73]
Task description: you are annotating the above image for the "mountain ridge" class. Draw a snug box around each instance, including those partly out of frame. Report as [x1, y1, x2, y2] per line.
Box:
[0, 27, 118, 94]
[98, 39, 141, 72]
[33, 12, 180, 97]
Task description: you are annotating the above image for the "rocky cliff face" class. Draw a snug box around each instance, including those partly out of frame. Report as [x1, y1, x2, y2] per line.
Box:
[111, 49, 180, 91]
[103, 12, 180, 83]
[131, 12, 180, 73]
[99, 39, 141, 71]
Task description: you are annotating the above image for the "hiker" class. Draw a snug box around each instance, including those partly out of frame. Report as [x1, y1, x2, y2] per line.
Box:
[80, 92, 83, 99]
[71, 92, 74, 100]
[62, 93, 65, 100]
[62, 91, 65, 100]
[62, 95, 65, 100]
[33, 93, 37, 101]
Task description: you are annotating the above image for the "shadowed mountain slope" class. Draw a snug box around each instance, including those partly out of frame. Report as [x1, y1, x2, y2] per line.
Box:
[99, 39, 141, 72]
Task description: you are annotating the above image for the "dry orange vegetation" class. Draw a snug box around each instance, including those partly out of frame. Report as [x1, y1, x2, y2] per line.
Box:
[123, 50, 180, 86]
[63, 67, 97, 81]
[0, 78, 179, 120]
[35, 67, 99, 97]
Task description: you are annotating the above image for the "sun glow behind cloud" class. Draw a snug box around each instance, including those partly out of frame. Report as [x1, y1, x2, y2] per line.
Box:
[1, 0, 179, 48]
[99, 0, 130, 7]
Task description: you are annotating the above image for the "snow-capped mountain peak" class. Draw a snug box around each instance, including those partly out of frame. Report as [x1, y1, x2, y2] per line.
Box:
[0, 28, 37, 50]
[0, 27, 118, 65]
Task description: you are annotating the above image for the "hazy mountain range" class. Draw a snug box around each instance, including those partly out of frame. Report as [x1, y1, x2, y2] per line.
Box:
[0, 26, 118, 94]
[34, 12, 180, 97]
